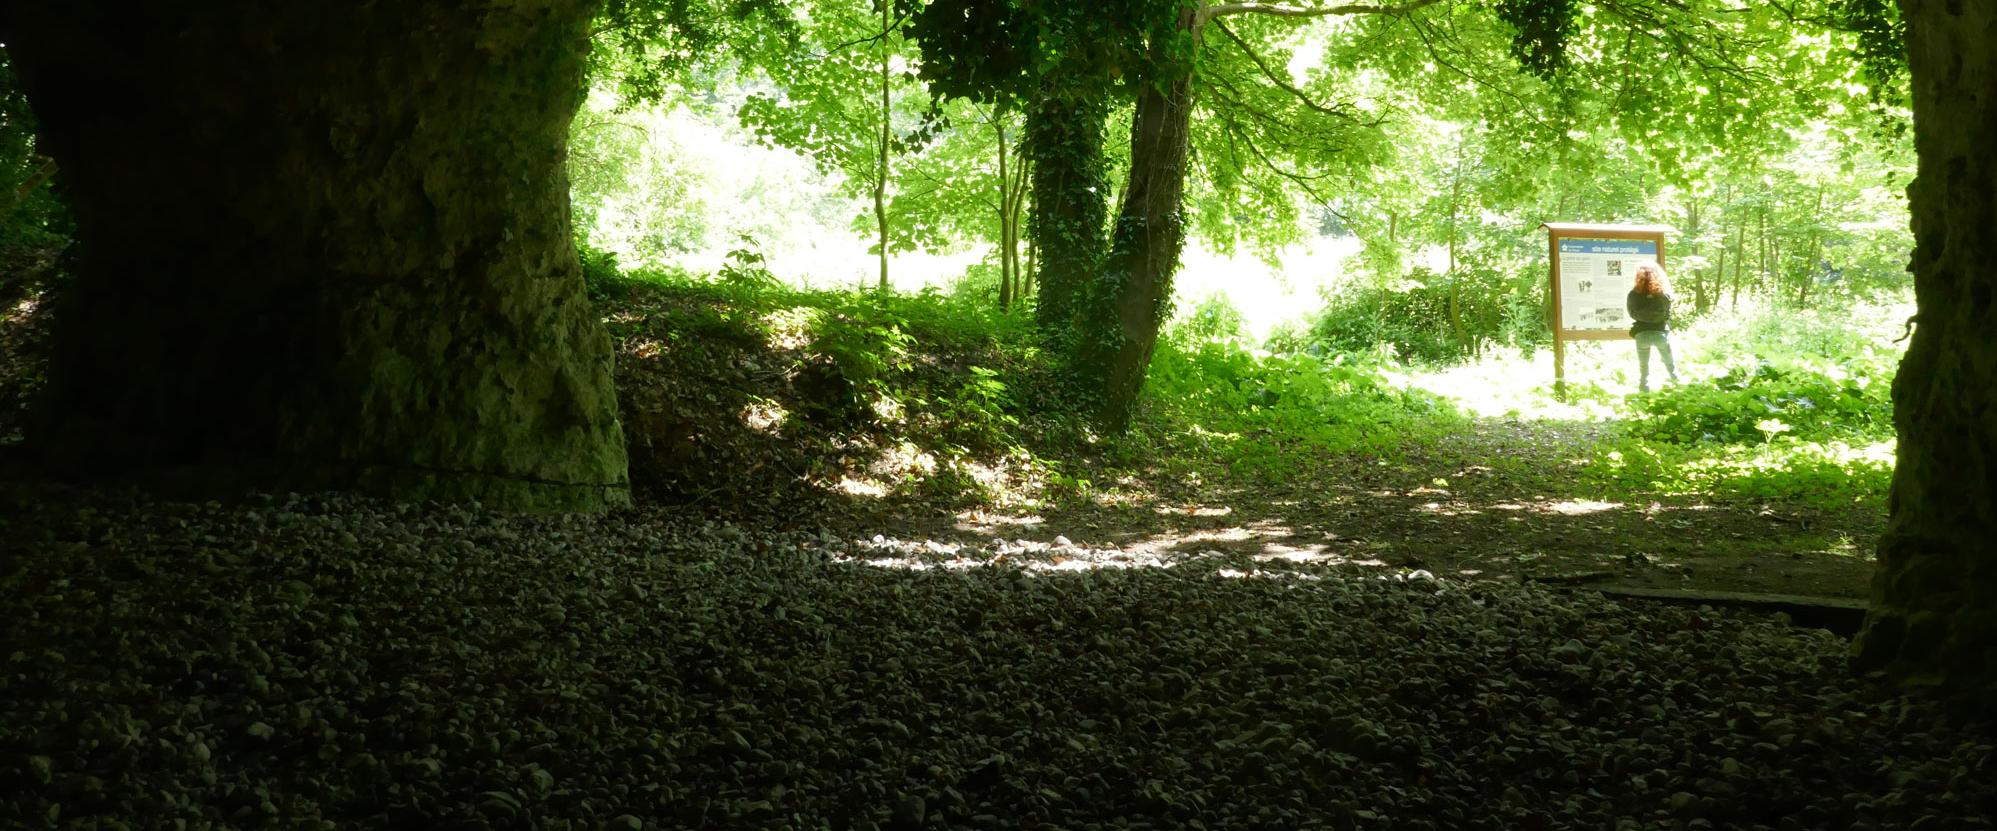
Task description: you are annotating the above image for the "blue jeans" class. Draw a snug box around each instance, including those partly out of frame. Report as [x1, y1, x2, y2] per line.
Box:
[1634, 330, 1678, 392]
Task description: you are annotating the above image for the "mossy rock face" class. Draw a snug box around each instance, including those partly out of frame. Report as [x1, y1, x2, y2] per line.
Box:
[1851, 1, 1997, 697]
[4, 1, 628, 510]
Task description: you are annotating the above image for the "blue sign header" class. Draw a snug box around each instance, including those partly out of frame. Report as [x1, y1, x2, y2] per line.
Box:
[1559, 237, 1658, 256]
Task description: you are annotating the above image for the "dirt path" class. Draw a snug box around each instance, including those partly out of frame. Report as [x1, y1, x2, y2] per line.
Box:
[848, 418, 1883, 601]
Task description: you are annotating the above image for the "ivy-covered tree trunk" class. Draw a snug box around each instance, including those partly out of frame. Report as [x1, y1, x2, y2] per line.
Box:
[1074, 24, 1196, 432]
[1851, 0, 1997, 695]
[1023, 95, 1111, 345]
[2, 1, 630, 511]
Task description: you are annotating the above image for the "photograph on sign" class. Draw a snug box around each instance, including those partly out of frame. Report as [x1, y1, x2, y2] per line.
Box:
[1557, 237, 1658, 331]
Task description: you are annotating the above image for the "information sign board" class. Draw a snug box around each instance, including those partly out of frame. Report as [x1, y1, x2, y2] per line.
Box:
[1557, 237, 1659, 331]
[1539, 222, 1675, 396]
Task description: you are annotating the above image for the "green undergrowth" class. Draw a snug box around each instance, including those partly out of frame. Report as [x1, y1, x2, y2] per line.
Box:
[595, 258, 1898, 521]
[1123, 297, 1465, 488]
[1136, 343, 1462, 483]
[591, 260, 1464, 515]
[591, 258, 1079, 513]
[1566, 303, 1905, 509]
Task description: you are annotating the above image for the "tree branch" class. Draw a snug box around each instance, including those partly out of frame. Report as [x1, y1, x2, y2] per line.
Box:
[1197, 0, 1444, 28]
[1212, 20, 1354, 119]
[1217, 104, 1344, 221]
[827, 8, 914, 53]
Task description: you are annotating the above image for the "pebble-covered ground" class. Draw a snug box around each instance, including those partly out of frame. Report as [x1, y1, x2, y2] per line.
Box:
[2, 487, 1991, 831]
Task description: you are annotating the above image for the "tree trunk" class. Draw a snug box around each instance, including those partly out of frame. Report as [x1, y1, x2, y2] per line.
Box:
[875, 0, 893, 292]
[1798, 188, 1825, 308]
[1024, 94, 1111, 345]
[1852, 0, 1997, 697]
[1074, 11, 1197, 432]
[1758, 211, 1771, 302]
[1682, 198, 1704, 313]
[1446, 161, 1467, 357]
[1730, 221, 1745, 310]
[1707, 239, 1723, 314]
[997, 117, 1014, 311]
[1, 1, 629, 511]
[1009, 144, 1031, 305]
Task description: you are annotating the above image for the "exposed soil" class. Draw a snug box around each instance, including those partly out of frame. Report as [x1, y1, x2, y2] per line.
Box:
[837, 417, 1882, 603]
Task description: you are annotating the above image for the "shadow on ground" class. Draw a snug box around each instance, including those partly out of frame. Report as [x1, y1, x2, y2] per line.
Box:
[848, 416, 1883, 601]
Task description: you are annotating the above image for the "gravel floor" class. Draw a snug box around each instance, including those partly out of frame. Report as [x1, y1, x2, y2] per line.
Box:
[2, 487, 1992, 831]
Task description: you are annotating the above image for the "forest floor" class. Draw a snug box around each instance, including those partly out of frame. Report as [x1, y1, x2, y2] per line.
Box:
[0, 283, 1970, 831]
[815, 417, 1880, 603]
[0, 281, 1883, 603]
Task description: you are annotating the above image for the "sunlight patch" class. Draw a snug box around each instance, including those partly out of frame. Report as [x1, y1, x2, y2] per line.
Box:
[1156, 505, 1235, 517]
[740, 401, 788, 434]
[840, 537, 1176, 572]
[836, 476, 888, 498]
[866, 441, 936, 478]
[953, 511, 1045, 530]
[760, 307, 818, 349]
[1252, 546, 1331, 563]
[4, 295, 37, 325]
[870, 395, 904, 424]
[1542, 499, 1621, 515]
[1174, 527, 1254, 543]
[1415, 502, 1483, 517]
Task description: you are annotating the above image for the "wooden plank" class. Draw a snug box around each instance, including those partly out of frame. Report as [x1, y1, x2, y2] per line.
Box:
[1541, 222, 1680, 236]
[1548, 227, 1565, 396]
[1527, 570, 1615, 584]
[1558, 329, 1636, 341]
[1592, 585, 1867, 609]
[1588, 584, 1869, 634]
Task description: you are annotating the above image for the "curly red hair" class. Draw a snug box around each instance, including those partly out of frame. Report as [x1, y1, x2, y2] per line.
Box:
[1632, 262, 1670, 296]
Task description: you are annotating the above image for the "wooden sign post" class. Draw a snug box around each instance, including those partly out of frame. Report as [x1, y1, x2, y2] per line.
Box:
[1540, 222, 1675, 398]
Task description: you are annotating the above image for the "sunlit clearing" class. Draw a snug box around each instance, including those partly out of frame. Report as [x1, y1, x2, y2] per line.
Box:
[1408, 344, 1626, 421]
[1171, 238, 1358, 342]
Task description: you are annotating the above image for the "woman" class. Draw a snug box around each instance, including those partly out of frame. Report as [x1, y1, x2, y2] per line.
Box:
[1626, 261, 1680, 392]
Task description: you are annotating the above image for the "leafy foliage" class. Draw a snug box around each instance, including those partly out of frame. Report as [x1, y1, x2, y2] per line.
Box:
[1495, 0, 1581, 80]
[588, 0, 793, 103]
[1624, 360, 1890, 446]
[1579, 303, 1905, 507]
[592, 264, 1053, 509]
[1142, 296, 1463, 481]
[0, 48, 71, 304]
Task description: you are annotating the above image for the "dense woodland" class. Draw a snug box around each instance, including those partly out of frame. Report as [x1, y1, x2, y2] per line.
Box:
[2, 1, 1995, 829]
